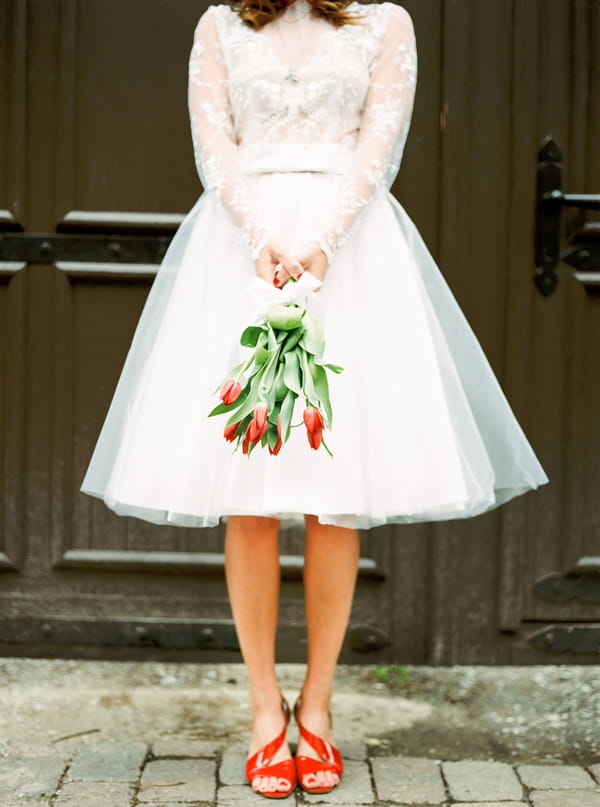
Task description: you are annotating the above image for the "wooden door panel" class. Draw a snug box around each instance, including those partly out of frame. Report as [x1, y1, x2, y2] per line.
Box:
[0, 267, 27, 574]
[1, 0, 598, 662]
[498, 0, 600, 649]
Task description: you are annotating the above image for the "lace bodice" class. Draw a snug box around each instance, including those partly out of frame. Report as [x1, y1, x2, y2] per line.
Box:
[188, 0, 417, 262]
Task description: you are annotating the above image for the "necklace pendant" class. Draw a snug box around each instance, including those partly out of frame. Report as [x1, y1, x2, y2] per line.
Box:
[285, 69, 299, 83]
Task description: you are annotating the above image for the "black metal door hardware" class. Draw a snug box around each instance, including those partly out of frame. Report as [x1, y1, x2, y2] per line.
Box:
[535, 135, 600, 297]
[0, 210, 183, 277]
[533, 556, 600, 604]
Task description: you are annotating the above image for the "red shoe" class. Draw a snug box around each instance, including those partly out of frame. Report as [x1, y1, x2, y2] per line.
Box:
[245, 695, 296, 799]
[293, 696, 343, 794]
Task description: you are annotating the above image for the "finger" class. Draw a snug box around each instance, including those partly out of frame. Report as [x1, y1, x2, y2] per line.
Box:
[272, 248, 304, 280]
[285, 261, 305, 280]
[273, 263, 292, 287]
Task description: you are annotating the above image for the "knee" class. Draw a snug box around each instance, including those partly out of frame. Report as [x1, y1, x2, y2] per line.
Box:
[227, 515, 280, 539]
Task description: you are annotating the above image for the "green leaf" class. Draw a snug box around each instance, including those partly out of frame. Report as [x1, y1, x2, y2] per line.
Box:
[310, 357, 332, 429]
[240, 325, 264, 348]
[208, 385, 249, 417]
[258, 345, 282, 404]
[254, 346, 270, 366]
[299, 348, 317, 405]
[298, 312, 326, 357]
[253, 332, 270, 365]
[283, 350, 302, 396]
[267, 397, 281, 423]
[272, 363, 287, 402]
[232, 413, 252, 442]
[226, 365, 266, 425]
[281, 326, 305, 355]
[319, 362, 345, 374]
[208, 396, 242, 418]
[267, 422, 279, 451]
[280, 389, 297, 442]
[264, 323, 276, 353]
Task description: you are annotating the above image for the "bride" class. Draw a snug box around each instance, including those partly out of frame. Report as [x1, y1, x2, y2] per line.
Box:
[80, 0, 549, 798]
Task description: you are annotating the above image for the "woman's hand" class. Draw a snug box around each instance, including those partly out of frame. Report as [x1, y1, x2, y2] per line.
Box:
[255, 237, 304, 286]
[274, 241, 329, 290]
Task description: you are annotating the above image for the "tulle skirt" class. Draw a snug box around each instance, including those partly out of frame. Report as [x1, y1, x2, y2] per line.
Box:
[79, 146, 549, 530]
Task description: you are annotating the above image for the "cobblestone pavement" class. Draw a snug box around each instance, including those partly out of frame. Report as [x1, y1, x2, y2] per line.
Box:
[1, 661, 598, 806]
[1, 735, 599, 806]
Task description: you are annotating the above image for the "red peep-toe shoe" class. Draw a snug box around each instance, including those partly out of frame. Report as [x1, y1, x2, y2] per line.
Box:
[293, 696, 343, 794]
[245, 695, 296, 799]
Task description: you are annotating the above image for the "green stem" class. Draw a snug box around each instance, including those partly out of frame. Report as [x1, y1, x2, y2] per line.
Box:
[234, 348, 257, 381]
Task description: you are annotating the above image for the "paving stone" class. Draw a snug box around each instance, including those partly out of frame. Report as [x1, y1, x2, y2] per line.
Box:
[371, 756, 445, 804]
[454, 803, 528, 807]
[517, 763, 596, 790]
[151, 737, 220, 758]
[0, 755, 65, 799]
[442, 760, 523, 802]
[54, 780, 132, 807]
[219, 744, 247, 786]
[530, 790, 600, 807]
[67, 738, 147, 782]
[341, 740, 367, 761]
[217, 783, 295, 806]
[303, 760, 373, 804]
[591, 765, 600, 785]
[137, 758, 216, 803]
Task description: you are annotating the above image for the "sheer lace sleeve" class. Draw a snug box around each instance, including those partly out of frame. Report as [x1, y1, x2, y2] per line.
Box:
[188, 7, 269, 260]
[312, 4, 417, 264]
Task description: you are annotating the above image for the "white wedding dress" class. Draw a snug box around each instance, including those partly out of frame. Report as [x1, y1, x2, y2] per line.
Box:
[79, 0, 549, 529]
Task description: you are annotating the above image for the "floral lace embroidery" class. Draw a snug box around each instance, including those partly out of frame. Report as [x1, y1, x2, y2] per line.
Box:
[187, 1, 417, 264]
[313, 5, 417, 261]
[188, 11, 269, 259]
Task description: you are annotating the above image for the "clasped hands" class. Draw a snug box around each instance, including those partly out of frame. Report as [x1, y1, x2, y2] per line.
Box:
[255, 237, 329, 290]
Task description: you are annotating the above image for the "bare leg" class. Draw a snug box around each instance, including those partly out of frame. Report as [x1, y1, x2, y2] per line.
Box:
[296, 514, 360, 789]
[224, 515, 292, 795]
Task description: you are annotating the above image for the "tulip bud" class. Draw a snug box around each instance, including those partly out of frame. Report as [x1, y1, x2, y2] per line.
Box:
[224, 421, 240, 442]
[254, 403, 268, 430]
[303, 406, 324, 450]
[265, 303, 305, 330]
[268, 414, 283, 455]
[246, 402, 269, 443]
[268, 436, 283, 455]
[220, 379, 242, 405]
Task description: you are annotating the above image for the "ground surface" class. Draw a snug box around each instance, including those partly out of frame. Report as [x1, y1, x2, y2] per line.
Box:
[0, 660, 598, 805]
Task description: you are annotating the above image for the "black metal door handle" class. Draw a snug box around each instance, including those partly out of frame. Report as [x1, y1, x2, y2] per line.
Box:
[535, 135, 600, 296]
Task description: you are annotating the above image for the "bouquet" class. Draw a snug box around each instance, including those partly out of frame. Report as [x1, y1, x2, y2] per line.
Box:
[209, 274, 343, 457]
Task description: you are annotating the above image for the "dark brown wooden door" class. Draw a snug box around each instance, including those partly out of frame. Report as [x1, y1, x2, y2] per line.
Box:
[1, 0, 598, 663]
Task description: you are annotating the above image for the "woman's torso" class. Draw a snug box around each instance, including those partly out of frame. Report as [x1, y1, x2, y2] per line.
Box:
[211, 0, 395, 158]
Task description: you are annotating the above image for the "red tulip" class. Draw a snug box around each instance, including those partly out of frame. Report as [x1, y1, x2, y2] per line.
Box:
[303, 407, 324, 450]
[220, 379, 242, 405]
[268, 437, 282, 455]
[247, 402, 269, 442]
[242, 436, 250, 455]
[268, 414, 283, 456]
[224, 421, 240, 442]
